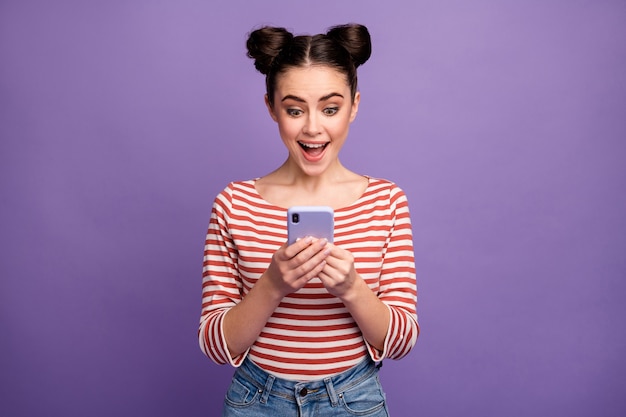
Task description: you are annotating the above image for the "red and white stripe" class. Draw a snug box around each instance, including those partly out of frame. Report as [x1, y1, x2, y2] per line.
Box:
[199, 177, 419, 381]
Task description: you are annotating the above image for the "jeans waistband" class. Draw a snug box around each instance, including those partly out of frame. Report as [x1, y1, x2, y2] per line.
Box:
[235, 357, 379, 406]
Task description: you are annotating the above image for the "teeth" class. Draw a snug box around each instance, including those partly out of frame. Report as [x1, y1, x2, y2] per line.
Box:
[299, 142, 327, 149]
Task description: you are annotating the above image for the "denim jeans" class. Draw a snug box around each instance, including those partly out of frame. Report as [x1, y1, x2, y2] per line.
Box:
[221, 357, 390, 417]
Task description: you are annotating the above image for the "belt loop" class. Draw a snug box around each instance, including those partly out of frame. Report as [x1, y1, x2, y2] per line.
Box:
[323, 377, 339, 407]
[260, 374, 274, 404]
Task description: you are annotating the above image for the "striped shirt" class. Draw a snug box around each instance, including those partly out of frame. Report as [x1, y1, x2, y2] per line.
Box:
[199, 177, 419, 381]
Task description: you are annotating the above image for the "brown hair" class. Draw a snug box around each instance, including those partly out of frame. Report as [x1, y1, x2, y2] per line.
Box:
[246, 24, 372, 106]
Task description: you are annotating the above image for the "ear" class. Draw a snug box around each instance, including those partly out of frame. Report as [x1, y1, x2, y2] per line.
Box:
[349, 91, 360, 123]
[265, 94, 278, 122]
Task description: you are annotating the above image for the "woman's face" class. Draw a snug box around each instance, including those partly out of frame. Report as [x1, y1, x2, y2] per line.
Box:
[265, 65, 360, 178]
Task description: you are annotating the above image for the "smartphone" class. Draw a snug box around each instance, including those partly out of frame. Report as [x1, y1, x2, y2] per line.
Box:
[287, 206, 334, 245]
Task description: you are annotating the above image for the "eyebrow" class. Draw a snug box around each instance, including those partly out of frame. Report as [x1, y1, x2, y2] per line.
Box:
[281, 92, 344, 103]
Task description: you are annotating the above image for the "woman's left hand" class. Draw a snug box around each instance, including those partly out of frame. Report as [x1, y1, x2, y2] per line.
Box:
[318, 244, 360, 299]
[319, 243, 390, 352]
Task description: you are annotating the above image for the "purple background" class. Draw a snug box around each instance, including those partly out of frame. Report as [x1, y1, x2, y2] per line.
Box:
[1, 1, 625, 416]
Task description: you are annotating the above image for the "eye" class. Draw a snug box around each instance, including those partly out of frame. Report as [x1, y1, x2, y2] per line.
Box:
[286, 108, 303, 117]
[323, 106, 339, 116]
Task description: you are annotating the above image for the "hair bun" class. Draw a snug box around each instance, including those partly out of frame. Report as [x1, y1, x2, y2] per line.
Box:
[326, 23, 372, 67]
[246, 27, 294, 74]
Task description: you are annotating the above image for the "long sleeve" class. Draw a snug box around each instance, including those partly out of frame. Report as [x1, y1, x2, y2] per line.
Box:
[364, 185, 419, 361]
[198, 185, 248, 366]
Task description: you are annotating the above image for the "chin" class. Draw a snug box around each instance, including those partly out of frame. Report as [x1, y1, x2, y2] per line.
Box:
[299, 164, 329, 178]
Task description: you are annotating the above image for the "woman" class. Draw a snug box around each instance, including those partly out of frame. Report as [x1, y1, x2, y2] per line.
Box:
[199, 23, 419, 416]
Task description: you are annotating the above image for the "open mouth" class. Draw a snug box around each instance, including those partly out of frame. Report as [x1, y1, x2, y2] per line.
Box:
[298, 141, 330, 154]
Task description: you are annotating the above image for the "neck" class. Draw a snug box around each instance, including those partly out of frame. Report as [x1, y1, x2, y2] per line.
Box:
[278, 158, 350, 189]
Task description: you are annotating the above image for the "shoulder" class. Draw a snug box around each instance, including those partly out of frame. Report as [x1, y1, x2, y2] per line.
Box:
[215, 179, 284, 220]
[215, 179, 256, 197]
[213, 180, 257, 210]
[224, 179, 257, 194]
[365, 177, 408, 201]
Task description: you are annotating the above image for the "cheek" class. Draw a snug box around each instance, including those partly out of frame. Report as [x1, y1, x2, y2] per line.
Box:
[277, 118, 301, 138]
[328, 116, 352, 135]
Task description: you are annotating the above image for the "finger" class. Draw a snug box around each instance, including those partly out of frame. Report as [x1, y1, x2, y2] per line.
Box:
[291, 238, 330, 262]
[317, 269, 345, 297]
[283, 236, 314, 259]
[289, 242, 330, 281]
[321, 253, 339, 268]
[296, 243, 330, 274]
[318, 264, 339, 283]
[320, 245, 350, 265]
[292, 259, 328, 287]
[317, 269, 332, 284]
[320, 255, 350, 279]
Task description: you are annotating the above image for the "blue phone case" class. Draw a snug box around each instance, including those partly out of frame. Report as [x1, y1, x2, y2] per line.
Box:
[287, 206, 334, 245]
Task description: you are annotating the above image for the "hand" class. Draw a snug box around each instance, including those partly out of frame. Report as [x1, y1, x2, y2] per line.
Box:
[318, 244, 360, 299]
[263, 237, 330, 298]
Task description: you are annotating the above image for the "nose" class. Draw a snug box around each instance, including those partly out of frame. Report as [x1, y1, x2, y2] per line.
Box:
[303, 112, 321, 136]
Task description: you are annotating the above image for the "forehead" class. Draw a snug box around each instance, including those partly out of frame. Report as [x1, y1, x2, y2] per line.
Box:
[275, 65, 350, 96]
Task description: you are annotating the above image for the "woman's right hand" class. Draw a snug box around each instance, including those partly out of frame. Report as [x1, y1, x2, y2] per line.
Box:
[263, 237, 330, 297]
